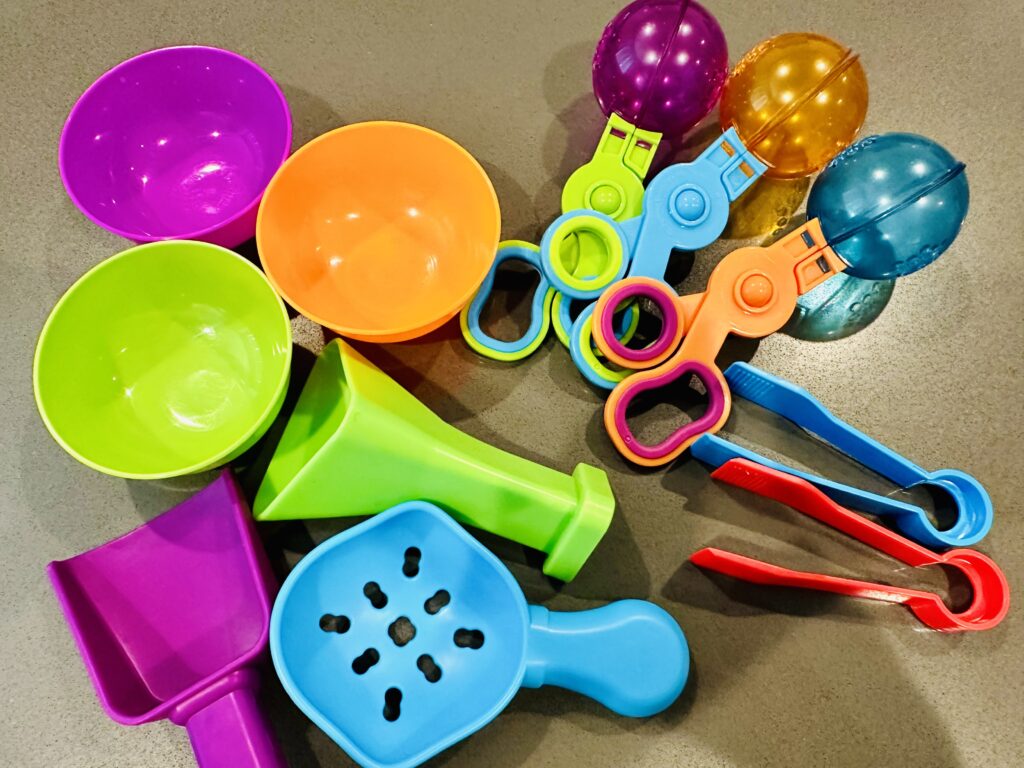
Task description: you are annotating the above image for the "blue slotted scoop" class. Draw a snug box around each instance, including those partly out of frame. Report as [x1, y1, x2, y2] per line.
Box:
[270, 501, 689, 768]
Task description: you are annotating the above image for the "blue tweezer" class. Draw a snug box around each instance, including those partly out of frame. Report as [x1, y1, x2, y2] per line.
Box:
[690, 362, 993, 549]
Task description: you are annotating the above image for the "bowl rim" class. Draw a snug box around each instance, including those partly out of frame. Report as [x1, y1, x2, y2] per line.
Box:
[256, 120, 501, 342]
[58, 45, 293, 243]
[33, 240, 293, 479]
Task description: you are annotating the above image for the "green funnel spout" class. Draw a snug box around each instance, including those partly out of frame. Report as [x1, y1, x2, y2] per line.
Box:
[254, 340, 614, 581]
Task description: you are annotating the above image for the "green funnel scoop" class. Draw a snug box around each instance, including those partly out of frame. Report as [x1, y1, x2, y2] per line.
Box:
[254, 340, 615, 581]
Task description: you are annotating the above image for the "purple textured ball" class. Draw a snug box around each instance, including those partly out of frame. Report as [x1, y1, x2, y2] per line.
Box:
[593, 0, 728, 138]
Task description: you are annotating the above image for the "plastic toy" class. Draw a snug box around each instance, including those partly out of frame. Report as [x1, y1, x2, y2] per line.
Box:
[461, 241, 557, 360]
[551, 130, 767, 388]
[33, 240, 291, 479]
[543, 32, 868, 387]
[690, 362, 993, 548]
[541, 126, 767, 301]
[48, 472, 286, 767]
[462, 0, 728, 360]
[258, 121, 500, 342]
[593, 0, 729, 137]
[271, 500, 689, 768]
[803, 132, 970, 279]
[254, 340, 614, 582]
[718, 33, 869, 179]
[691, 460, 1009, 632]
[593, 133, 969, 465]
[59, 46, 291, 248]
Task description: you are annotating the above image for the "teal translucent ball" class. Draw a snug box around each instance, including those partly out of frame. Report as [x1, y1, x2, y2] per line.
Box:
[810, 133, 969, 280]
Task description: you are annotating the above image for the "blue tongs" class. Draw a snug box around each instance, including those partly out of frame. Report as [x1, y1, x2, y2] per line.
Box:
[690, 362, 993, 549]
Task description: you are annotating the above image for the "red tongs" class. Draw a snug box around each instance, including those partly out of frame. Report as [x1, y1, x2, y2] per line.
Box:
[691, 459, 1009, 632]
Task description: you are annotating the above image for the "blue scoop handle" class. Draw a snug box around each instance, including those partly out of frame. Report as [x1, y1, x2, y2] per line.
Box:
[693, 362, 993, 548]
[521, 600, 688, 718]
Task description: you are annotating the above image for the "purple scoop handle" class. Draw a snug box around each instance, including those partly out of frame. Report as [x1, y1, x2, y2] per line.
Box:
[180, 675, 285, 768]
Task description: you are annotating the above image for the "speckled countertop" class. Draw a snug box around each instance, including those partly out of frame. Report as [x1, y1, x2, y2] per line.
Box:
[1, 1, 1021, 766]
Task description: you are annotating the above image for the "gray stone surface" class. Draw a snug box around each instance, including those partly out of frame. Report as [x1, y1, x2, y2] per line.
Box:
[1, 1, 1021, 766]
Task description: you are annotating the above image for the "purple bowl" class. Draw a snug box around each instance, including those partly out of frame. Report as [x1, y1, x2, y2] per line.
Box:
[59, 46, 292, 248]
[593, 0, 728, 139]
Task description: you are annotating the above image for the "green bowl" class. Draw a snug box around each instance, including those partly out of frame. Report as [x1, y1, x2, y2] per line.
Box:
[34, 240, 292, 479]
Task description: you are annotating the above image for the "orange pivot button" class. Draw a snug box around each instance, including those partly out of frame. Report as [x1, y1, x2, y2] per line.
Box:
[737, 272, 774, 310]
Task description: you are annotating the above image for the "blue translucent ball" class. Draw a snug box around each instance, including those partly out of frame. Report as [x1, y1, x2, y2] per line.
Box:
[809, 133, 969, 279]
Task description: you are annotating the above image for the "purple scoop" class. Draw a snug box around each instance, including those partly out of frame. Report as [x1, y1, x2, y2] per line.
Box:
[59, 46, 292, 247]
[593, 0, 728, 139]
[47, 472, 285, 768]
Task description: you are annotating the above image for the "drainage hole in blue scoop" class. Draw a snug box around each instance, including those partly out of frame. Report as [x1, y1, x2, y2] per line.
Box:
[352, 648, 381, 674]
[383, 688, 402, 722]
[318, 613, 351, 634]
[403, 547, 422, 577]
[417, 654, 442, 683]
[424, 590, 450, 615]
[363, 581, 388, 609]
[454, 628, 485, 649]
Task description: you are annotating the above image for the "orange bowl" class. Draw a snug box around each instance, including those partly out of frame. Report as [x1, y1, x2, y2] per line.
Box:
[257, 122, 500, 342]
